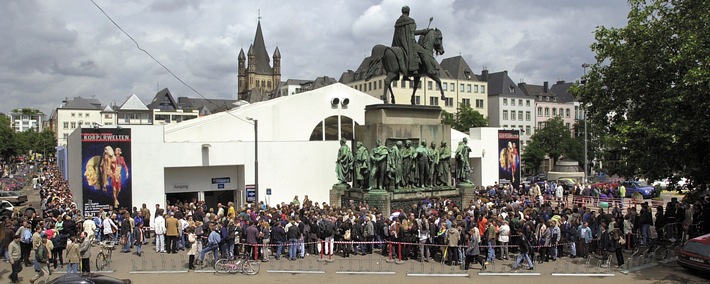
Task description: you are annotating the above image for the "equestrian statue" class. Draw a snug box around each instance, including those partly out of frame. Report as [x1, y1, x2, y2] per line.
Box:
[365, 6, 446, 105]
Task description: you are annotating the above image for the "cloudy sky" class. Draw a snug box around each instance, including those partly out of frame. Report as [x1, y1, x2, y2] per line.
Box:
[0, 0, 630, 116]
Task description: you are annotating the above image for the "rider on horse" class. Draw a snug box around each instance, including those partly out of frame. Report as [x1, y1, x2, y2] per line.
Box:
[392, 6, 436, 79]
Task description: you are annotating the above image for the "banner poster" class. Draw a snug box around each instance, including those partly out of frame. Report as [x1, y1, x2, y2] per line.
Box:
[498, 130, 521, 190]
[81, 128, 132, 215]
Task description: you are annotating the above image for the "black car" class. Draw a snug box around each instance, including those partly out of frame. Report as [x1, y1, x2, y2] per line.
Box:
[46, 273, 132, 284]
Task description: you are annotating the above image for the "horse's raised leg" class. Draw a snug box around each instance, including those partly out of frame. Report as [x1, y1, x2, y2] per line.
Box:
[410, 76, 422, 105]
[383, 72, 398, 104]
[428, 73, 446, 101]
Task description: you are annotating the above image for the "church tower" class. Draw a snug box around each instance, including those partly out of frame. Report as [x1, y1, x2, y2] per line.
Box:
[237, 19, 281, 103]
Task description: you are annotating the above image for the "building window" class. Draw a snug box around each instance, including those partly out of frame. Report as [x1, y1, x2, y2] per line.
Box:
[324, 116, 339, 141]
[104, 114, 111, 119]
[475, 99, 484, 109]
[552, 108, 557, 116]
[510, 111, 516, 120]
[78, 113, 82, 118]
[63, 133, 68, 140]
[566, 108, 571, 118]
[526, 100, 531, 107]
[511, 99, 515, 106]
[428, 81, 433, 90]
[545, 107, 550, 117]
[518, 111, 523, 121]
[409, 81, 414, 89]
[443, 83, 448, 91]
[415, 96, 421, 105]
[70, 122, 76, 128]
[460, 83, 464, 92]
[341, 116, 354, 141]
[481, 86, 485, 93]
[71, 113, 75, 117]
[368, 82, 372, 91]
[526, 111, 531, 121]
[401, 80, 406, 88]
[379, 80, 383, 89]
[430, 97, 439, 106]
[474, 85, 479, 93]
[503, 98, 508, 106]
[392, 81, 397, 88]
[462, 98, 471, 106]
[63, 122, 69, 129]
[450, 83, 455, 92]
[503, 125, 508, 128]
[445, 97, 454, 107]
[503, 110, 508, 120]
[538, 122, 544, 129]
[526, 125, 531, 135]
[467, 84, 471, 92]
[566, 123, 571, 130]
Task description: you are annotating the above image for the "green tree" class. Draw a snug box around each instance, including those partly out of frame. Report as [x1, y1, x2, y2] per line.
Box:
[0, 116, 16, 160]
[521, 139, 546, 175]
[522, 117, 578, 172]
[442, 104, 488, 133]
[572, 0, 710, 185]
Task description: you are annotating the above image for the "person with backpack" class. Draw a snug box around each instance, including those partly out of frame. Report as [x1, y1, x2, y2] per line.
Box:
[286, 218, 300, 261]
[512, 228, 534, 270]
[417, 215, 430, 262]
[29, 234, 49, 284]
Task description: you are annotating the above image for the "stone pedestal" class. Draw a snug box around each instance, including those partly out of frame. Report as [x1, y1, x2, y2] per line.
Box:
[458, 182, 477, 208]
[355, 104, 450, 151]
[330, 184, 349, 208]
[365, 189, 391, 216]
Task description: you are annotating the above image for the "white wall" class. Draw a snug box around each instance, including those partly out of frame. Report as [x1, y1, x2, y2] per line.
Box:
[469, 127, 502, 188]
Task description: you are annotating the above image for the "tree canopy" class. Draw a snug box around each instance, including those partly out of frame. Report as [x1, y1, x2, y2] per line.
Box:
[572, 0, 710, 186]
[522, 117, 581, 174]
[442, 104, 488, 133]
[0, 116, 56, 161]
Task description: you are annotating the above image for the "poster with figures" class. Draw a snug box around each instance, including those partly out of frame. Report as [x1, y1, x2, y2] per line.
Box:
[498, 130, 521, 190]
[81, 128, 132, 215]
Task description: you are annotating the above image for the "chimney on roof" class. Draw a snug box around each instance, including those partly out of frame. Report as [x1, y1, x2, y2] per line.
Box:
[481, 68, 489, 81]
[543, 81, 549, 93]
[556, 80, 565, 84]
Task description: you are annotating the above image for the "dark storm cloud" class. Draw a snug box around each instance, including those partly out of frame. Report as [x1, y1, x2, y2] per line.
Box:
[0, 0, 631, 115]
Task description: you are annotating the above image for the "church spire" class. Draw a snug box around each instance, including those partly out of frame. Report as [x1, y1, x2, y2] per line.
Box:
[251, 19, 271, 73]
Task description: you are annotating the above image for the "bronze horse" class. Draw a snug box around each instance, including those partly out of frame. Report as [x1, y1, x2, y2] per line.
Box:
[365, 28, 446, 104]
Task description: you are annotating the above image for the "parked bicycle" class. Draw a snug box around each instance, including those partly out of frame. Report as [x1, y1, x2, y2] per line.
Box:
[653, 238, 683, 260]
[96, 241, 115, 271]
[214, 252, 259, 275]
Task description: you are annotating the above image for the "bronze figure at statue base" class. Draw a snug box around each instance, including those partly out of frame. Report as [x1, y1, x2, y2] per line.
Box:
[330, 104, 476, 216]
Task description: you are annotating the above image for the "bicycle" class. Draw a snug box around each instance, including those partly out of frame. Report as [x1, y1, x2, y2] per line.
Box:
[653, 238, 683, 260]
[214, 253, 260, 275]
[96, 241, 115, 271]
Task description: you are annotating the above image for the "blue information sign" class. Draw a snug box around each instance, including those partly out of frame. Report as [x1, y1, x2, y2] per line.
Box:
[245, 185, 256, 203]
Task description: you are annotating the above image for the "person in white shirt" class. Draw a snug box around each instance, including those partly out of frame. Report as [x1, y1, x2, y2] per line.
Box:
[102, 215, 118, 243]
[153, 210, 166, 253]
[498, 220, 511, 260]
[83, 217, 97, 243]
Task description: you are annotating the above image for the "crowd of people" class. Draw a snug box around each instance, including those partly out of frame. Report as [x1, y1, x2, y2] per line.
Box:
[2, 160, 709, 282]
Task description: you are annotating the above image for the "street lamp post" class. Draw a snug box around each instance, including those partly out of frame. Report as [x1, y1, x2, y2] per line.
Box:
[247, 117, 259, 204]
[582, 63, 590, 184]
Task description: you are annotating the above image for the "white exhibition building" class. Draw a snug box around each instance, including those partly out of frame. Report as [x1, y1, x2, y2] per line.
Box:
[66, 83, 508, 215]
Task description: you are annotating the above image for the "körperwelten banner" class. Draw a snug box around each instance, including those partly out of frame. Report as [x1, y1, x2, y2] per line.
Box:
[81, 128, 132, 215]
[498, 130, 521, 190]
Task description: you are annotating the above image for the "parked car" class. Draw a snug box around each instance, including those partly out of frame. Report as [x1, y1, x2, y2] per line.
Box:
[620, 180, 655, 198]
[0, 200, 14, 218]
[46, 273, 132, 284]
[677, 233, 710, 273]
[0, 191, 27, 205]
